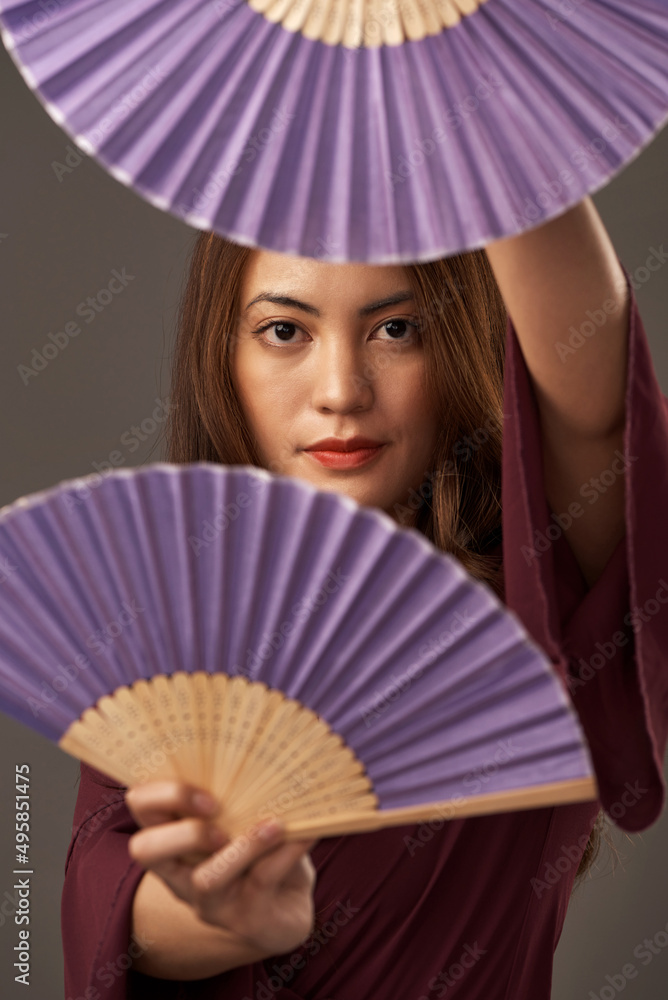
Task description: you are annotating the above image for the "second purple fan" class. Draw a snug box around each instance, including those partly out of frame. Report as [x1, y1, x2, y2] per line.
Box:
[0, 463, 596, 839]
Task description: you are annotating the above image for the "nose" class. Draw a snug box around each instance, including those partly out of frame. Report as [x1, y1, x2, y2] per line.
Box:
[310, 338, 374, 414]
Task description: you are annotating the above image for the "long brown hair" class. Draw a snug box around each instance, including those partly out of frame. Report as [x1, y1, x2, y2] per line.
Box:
[165, 230, 606, 885]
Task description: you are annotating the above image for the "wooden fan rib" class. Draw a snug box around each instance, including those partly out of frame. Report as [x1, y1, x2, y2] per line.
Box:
[279, 777, 599, 839]
[228, 747, 373, 828]
[230, 775, 377, 831]
[192, 672, 211, 789]
[212, 677, 281, 801]
[227, 710, 367, 819]
[250, 0, 488, 45]
[232, 706, 341, 787]
[211, 675, 249, 799]
[172, 671, 200, 784]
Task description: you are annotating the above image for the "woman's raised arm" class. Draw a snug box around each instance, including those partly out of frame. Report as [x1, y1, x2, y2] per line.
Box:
[485, 197, 631, 588]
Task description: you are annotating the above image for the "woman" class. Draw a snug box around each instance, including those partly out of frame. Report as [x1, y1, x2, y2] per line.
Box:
[61, 197, 668, 999]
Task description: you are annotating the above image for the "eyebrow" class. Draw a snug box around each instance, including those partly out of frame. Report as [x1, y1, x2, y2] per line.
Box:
[243, 290, 415, 317]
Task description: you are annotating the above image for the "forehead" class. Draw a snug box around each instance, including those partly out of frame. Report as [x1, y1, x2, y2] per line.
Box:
[240, 249, 411, 304]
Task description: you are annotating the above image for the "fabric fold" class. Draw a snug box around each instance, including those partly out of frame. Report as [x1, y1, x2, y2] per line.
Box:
[501, 264, 668, 832]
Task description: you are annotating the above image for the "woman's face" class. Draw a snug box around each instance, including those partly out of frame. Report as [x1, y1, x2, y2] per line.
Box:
[232, 249, 441, 523]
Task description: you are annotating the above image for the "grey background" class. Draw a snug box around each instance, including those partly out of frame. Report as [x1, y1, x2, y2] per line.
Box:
[1, 39, 667, 1000]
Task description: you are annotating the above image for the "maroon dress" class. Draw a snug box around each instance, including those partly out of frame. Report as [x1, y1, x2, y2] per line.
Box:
[61, 268, 668, 1000]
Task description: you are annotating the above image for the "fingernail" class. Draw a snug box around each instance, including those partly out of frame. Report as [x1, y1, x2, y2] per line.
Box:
[193, 792, 217, 815]
[256, 820, 282, 840]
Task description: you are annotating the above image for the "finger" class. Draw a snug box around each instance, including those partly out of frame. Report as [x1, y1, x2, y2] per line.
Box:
[250, 839, 318, 888]
[128, 816, 225, 868]
[125, 782, 218, 827]
[191, 821, 286, 893]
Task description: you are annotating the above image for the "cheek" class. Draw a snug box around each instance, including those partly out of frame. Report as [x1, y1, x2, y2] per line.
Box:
[232, 348, 301, 445]
[233, 345, 274, 411]
[381, 359, 436, 431]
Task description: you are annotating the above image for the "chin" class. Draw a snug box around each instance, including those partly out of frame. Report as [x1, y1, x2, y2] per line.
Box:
[305, 473, 387, 507]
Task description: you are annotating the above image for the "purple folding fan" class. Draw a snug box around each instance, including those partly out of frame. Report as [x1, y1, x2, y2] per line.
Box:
[0, 463, 597, 839]
[0, 0, 667, 262]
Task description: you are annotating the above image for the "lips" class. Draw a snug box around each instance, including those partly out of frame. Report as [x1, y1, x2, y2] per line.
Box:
[303, 436, 386, 452]
[302, 440, 387, 470]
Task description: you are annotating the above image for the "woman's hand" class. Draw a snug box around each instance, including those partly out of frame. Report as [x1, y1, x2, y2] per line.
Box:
[125, 781, 317, 959]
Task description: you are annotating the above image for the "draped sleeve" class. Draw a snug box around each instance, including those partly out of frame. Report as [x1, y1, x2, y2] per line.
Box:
[60, 762, 164, 1000]
[501, 263, 668, 832]
[61, 762, 300, 999]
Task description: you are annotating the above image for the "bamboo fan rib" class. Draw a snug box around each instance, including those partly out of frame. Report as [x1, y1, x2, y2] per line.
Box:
[59, 674, 379, 840]
[1, 0, 666, 261]
[252, 0, 488, 47]
[0, 464, 597, 840]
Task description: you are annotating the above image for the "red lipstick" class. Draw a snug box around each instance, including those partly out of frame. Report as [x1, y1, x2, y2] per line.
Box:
[302, 436, 387, 470]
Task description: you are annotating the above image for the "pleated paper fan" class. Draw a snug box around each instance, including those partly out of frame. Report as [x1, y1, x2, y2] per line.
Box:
[1, 1, 667, 262]
[0, 463, 597, 839]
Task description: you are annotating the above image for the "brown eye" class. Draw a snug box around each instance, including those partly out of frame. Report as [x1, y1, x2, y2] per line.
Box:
[374, 319, 419, 341]
[272, 323, 298, 342]
[254, 321, 309, 347]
